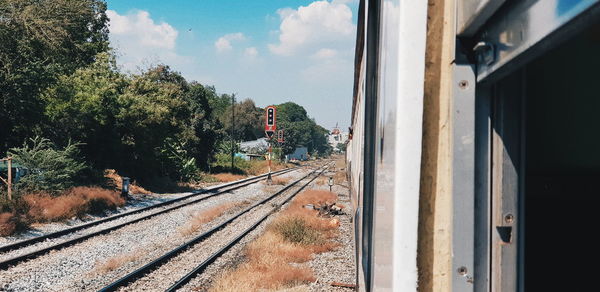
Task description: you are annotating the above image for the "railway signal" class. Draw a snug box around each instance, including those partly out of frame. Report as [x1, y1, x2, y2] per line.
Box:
[264, 106, 276, 184]
[277, 129, 284, 143]
[265, 106, 276, 139]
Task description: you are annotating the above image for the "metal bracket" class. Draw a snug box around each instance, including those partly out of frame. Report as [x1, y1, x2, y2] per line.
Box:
[473, 41, 495, 66]
[452, 62, 477, 292]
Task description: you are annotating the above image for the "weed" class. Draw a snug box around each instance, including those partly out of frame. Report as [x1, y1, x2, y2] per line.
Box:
[272, 217, 321, 245]
[96, 250, 144, 273]
[0, 212, 17, 236]
[212, 173, 246, 183]
[24, 187, 124, 222]
[333, 171, 347, 183]
[269, 177, 289, 186]
[208, 188, 341, 291]
[178, 202, 236, 236]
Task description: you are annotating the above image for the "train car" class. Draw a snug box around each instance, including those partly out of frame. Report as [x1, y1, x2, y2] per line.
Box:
[348, 1, 600, 291]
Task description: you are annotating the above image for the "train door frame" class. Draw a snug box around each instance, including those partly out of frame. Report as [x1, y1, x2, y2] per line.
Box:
[452, 1, 600, 291]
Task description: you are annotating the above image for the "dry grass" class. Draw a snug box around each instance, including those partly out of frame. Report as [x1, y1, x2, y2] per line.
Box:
[178, 202, 237, 236]
[246, 160, 289, 176]
[291, 190, 337, 210]
[208, 189, 340, 292]
[212, 173, 246, 183]
[95, 250, 144, 273]
[314, 176, 327, 185]
[334, 156, 346, 170]
[333, 171, 347, 184]
[0, 212, 17, 236]
[24, 187, 125, 222]
[269, 176, 289, 186]
[104, 169, 151, 194]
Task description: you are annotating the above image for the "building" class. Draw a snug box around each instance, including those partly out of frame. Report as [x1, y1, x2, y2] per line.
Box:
[328, 126, 349, 150]
[286, 147, 308, 161]
[239, 138, 269, 155]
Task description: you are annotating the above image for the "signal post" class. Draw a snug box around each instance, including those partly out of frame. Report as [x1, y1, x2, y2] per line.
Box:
[265, 106, 276, 184]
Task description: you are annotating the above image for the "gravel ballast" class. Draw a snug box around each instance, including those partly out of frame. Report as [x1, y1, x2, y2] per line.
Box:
[0, 169, 307, 292]
[306, 171, 356, 291]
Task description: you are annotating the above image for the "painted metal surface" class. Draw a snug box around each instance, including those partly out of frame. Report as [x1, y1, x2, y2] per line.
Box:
[452, 62, 477, 292]
[473, 83, 492, 292]
[370, 0, 428, 290]
[458, 0, 507, 36]
[361, 0, 380, 289]
[475, 0, 600, 80]
[490, 73, 523, 292]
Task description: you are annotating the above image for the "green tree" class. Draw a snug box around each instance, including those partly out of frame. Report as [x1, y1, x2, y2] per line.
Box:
[42, 52, 126, 170]
[8, 137, 86, 193]
[275, 102, 331, 156]
[220, 98, 263, 142]
[0, 0, 109, 152]
[184, 82, 221, 169]
[115, 65, 193, 180]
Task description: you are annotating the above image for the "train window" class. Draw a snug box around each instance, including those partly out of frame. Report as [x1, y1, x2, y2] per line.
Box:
[523, 21, 600, 291]
[483, 17, 600, 292]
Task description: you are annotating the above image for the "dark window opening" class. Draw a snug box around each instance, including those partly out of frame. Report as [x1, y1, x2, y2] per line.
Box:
[524, 21, 600, 291]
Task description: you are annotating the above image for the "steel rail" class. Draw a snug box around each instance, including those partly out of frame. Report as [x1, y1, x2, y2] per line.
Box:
[97, 163, 329, 292]
[165, 163, 331, 292]
[0, 167, 297, 254]
[0, 167, 298, 270]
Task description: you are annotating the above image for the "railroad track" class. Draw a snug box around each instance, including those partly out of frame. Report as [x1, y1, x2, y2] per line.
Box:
[98, 162, 331, 292]
[0, 167, 300, 270]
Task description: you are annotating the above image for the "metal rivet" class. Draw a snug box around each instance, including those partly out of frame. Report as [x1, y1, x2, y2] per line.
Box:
[458, 80, 469, 89]
[504, 214, 514, 224]
[457, 266, 468, 276]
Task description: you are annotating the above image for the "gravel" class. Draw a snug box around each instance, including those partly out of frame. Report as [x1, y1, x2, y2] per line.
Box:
[169, 166, 357, 292]
[173, 173, 323, 292]
[306, 172, 356, 291]
[0, 169, 307, 292]
[0, 192, 187, 247]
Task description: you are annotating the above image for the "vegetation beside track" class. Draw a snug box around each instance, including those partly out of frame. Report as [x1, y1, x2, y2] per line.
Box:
[208, 189, 342, 291]
[0, 187, 124, 236]
[0, 0, 332, 237]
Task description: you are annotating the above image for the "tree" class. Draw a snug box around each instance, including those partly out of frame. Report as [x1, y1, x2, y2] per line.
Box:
[42, 52, 126, 170]
[219, 99, 263, 142]
[275, 102, 331, 156]
[0, 0, 109, 153]
[337, 142, 347, 152]
[184, 82, 221, 169]
[8, 137, 86, 193]
[115, 65, 193, 180]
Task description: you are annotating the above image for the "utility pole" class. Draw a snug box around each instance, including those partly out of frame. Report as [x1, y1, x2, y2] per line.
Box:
[231, 94, 236, 171]
[7, 158, 11, 200]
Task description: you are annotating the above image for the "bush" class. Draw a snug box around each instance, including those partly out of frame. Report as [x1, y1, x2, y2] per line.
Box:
[8, 136, 86, 193]
[272, 217, 321, 245]
[0, 212, 28, 236]
[24, 187, 124, 222]
[211, 153, 250, 174]
[158, 138, 199, 182]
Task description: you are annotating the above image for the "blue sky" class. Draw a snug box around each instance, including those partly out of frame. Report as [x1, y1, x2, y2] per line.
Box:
[105, 0, 358, 131]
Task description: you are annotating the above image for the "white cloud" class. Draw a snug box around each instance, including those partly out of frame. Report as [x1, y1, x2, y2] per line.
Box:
[312, 48, 337, 59]
[244, 47, 259, 58]
[215, 32, 246, 52]
[107, 10, 178, 49]
[107, 10, 187, 71]
[269, 1, 355, 56]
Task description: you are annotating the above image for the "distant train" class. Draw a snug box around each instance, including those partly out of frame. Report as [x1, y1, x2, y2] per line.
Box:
[347, 1, 600, 291]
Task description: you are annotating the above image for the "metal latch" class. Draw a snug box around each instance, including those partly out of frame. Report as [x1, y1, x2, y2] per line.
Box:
[473, 41, 495, 66]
